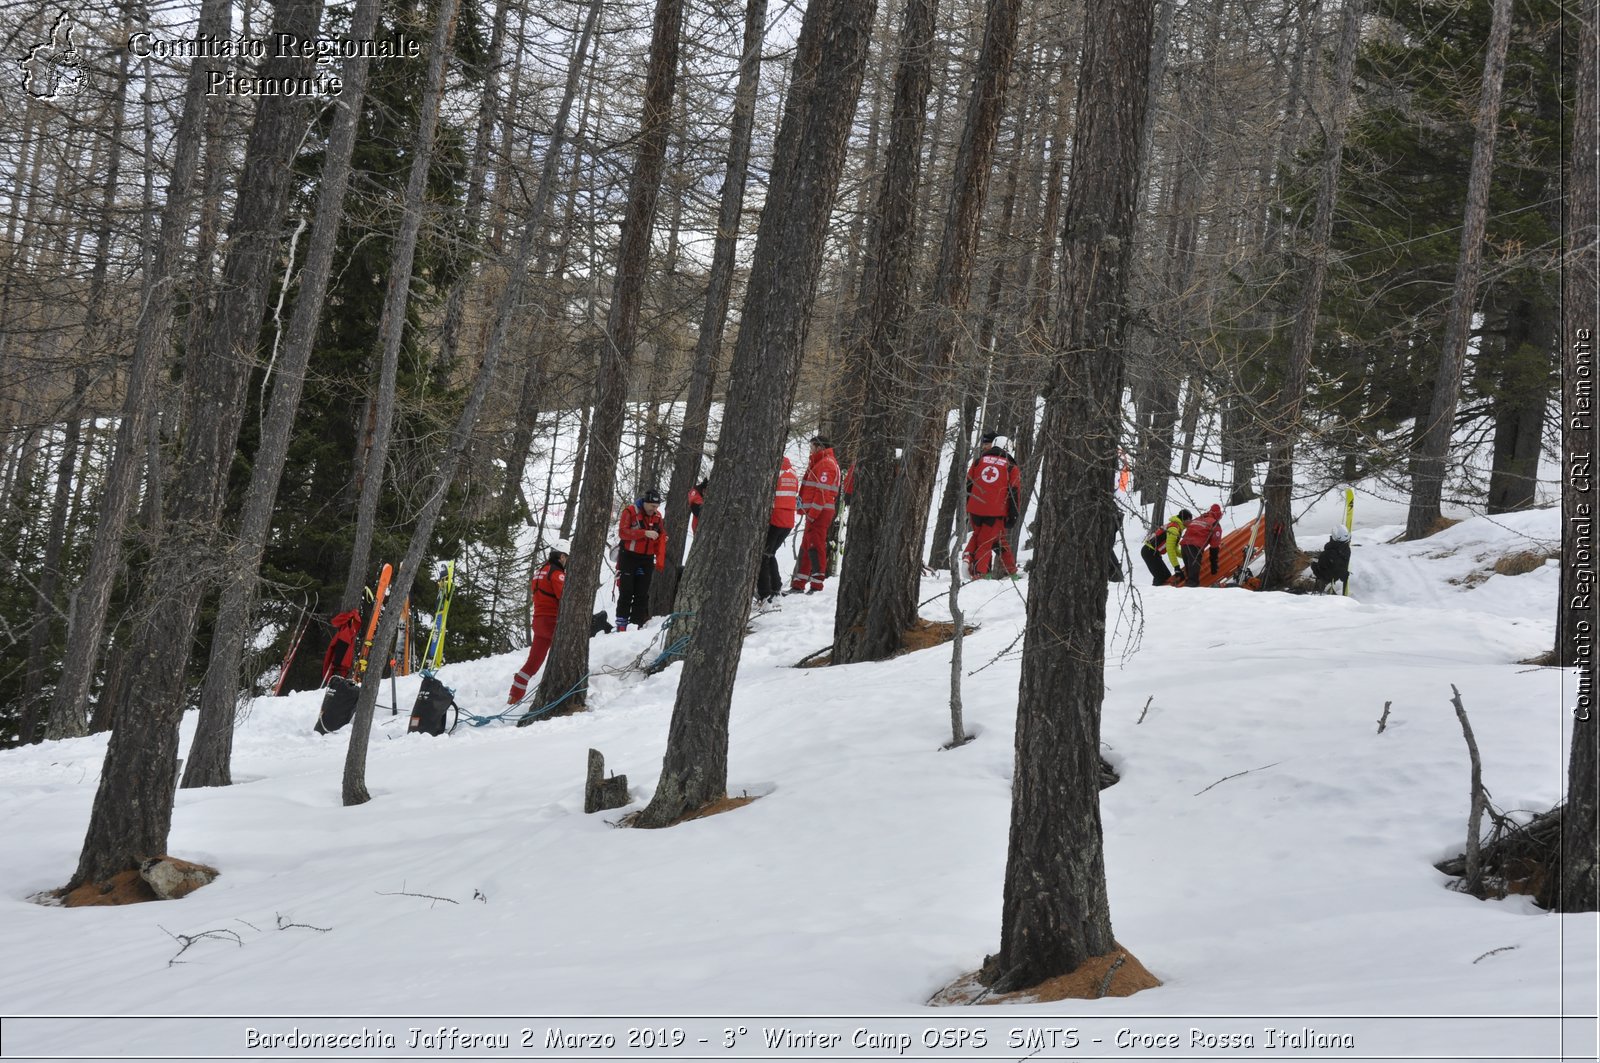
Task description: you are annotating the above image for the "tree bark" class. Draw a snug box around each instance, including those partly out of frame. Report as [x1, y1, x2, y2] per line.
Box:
[1260, 0, 1362, 589]
[837, 0, 1024, 664]
[984, 0, 1153, 993]
[43, 0, 230, 742]
[1404, 0, 1516, 539]
[651, 0, 769, 618]
[827, 0, 937, 648]
[339, 0, 464, 612]
[533, 0, 682, 712]
[633, 0, 878, 828]
[182, 0, 384, 789]
[1541, 0, 1598, 912]
[70, 0, 325, 888]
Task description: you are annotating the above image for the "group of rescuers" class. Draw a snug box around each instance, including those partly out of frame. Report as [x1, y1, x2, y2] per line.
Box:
[508, 432, 1023, 704]
[506, 431, 1349, 704]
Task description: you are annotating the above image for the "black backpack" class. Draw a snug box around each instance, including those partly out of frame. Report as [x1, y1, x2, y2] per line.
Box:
[313, 676, 360, 735]
[406, 675, 457, 736]
[407, 674, 459, 736]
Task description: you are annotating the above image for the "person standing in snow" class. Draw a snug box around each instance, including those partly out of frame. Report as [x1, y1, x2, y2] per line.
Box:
[758, 456, 801, 603]
[1140, 508, 1191, 585]
[964, 432, 1022, 579]
[508, 540, 570, 704]
[790, 436, 840, 594]
[1310, 525, 1351, 593]
[1179, 503, 1224, 586]
[617, 489, 668, 629]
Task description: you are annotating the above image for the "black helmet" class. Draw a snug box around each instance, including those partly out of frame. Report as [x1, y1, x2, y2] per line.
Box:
[642, 488, 663, 504]
[809, 434, 832, 448]
[1177, 508, 1193, 521]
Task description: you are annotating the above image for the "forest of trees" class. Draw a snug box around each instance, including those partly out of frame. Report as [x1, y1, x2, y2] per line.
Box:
[0, 0, 1592, 985]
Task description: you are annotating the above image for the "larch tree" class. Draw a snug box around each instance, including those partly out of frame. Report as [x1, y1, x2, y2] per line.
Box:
[652, 0, 770, 618]
[1404, 0, 1517, 539]
[1540, 0, 1598, 912]
[835, 0, 1025, 664]
[181, 0, 386, 788]
[1259, 0, 1363, 589]
[69, 0, 326, 887]
[981, 0, 1154, 992]
[830, 0, 939, 663]
[42, 0, 231, 742]
[530, 0, 683, 716]
[633, 0, 880, 828]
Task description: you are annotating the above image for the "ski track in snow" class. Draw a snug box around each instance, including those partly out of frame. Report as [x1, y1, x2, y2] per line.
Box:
[0, 464, 1591, 1059]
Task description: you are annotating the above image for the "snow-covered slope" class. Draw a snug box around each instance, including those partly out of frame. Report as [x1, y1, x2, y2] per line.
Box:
[0, 507, 1591, 1062]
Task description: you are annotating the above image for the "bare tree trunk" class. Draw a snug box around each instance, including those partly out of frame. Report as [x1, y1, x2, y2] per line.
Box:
[839, 0, 1024, 664]
[1485, 304, 1553, 514]
[346, 0, 606, 800]
[533, 0, 681, 712]
[1404, 0, 1516, 539]
[1540, 0, 1598, 912]
[651, 0, 768, 618]
[182, 0, 384, 789]
[69, 0, 325, 888]
[1260, 0, 1362, 588]
[633, 0, 878, 827]
[982, 0, 1153, 993]
[435, 0, 512, 378]
[43, 0, 230, 742]
[339, 0, 464, 612]
[828, 0, 938, 646]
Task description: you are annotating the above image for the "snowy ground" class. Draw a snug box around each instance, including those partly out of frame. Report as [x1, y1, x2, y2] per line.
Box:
[0, 503, 1592, 1062]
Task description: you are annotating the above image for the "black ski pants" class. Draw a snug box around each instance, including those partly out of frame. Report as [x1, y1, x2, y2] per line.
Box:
[758, 524, 791, 601]
[617, 549, 656, 624]
[1140, 544, 1172, 585]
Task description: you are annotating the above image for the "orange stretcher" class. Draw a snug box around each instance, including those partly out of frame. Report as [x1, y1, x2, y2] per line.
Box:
[1168, 515, 1266, 588]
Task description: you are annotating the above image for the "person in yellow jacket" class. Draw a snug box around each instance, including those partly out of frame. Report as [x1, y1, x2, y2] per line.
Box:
[1140, 508, 1191, 585]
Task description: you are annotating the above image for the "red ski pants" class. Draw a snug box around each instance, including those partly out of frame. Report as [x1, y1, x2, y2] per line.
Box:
[791, 515, 832, 591]
[964, 516, 1016, 577]
[508, 616, 557, 703]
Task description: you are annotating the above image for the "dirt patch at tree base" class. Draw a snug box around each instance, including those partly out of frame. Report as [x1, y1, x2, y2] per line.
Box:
[50, 858, 221, 907]
[929, 945, 1161, 1004]
[619, 793, 760, 828]
[798, 619, 975, 668]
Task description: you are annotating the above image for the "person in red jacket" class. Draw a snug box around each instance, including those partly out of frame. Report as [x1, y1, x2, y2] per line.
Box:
[759, 456, 801, 603]
[508, 539, 570, 704]
[687, 479, 708, 534]
[790, 436, 841, 593]
[964, 432, 1022, 579]
[616, 488, 667, 629]
[1179, 503, 1224, 587]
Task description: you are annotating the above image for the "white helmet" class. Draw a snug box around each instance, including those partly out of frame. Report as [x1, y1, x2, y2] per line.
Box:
[1330, 526, 1350, 543]
[550, 538, 572, 555]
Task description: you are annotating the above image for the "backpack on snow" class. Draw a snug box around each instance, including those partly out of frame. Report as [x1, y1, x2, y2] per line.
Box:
[313, 675, 360, 735]
[406, 674, 458, 736]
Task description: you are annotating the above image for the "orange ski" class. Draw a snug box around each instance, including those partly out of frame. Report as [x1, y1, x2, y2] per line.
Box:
[356, 563, 393, 679]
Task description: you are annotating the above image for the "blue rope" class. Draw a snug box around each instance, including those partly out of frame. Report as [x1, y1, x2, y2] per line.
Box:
[643, 612, 694, 673]
[511, 674, 591, 727]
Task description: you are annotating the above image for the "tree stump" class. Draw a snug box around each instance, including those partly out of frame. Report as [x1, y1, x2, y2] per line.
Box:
[584, 749, 629, 813]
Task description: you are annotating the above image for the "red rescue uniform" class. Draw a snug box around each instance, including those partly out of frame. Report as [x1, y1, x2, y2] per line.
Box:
[1178, 504, 1224, 587]
[760, 458, 801, 601]
[964, 447, 1021, 577]
[508, 557, 565, 703]
[792, 446, 840, 591]
[617, 501, 667, 626]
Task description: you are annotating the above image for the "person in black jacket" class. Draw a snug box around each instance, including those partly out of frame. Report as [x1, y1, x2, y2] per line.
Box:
[1310, 525, 1351, 593]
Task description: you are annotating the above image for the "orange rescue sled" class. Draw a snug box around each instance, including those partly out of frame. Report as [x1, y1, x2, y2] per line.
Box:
[1169, 515, 1266, 588]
